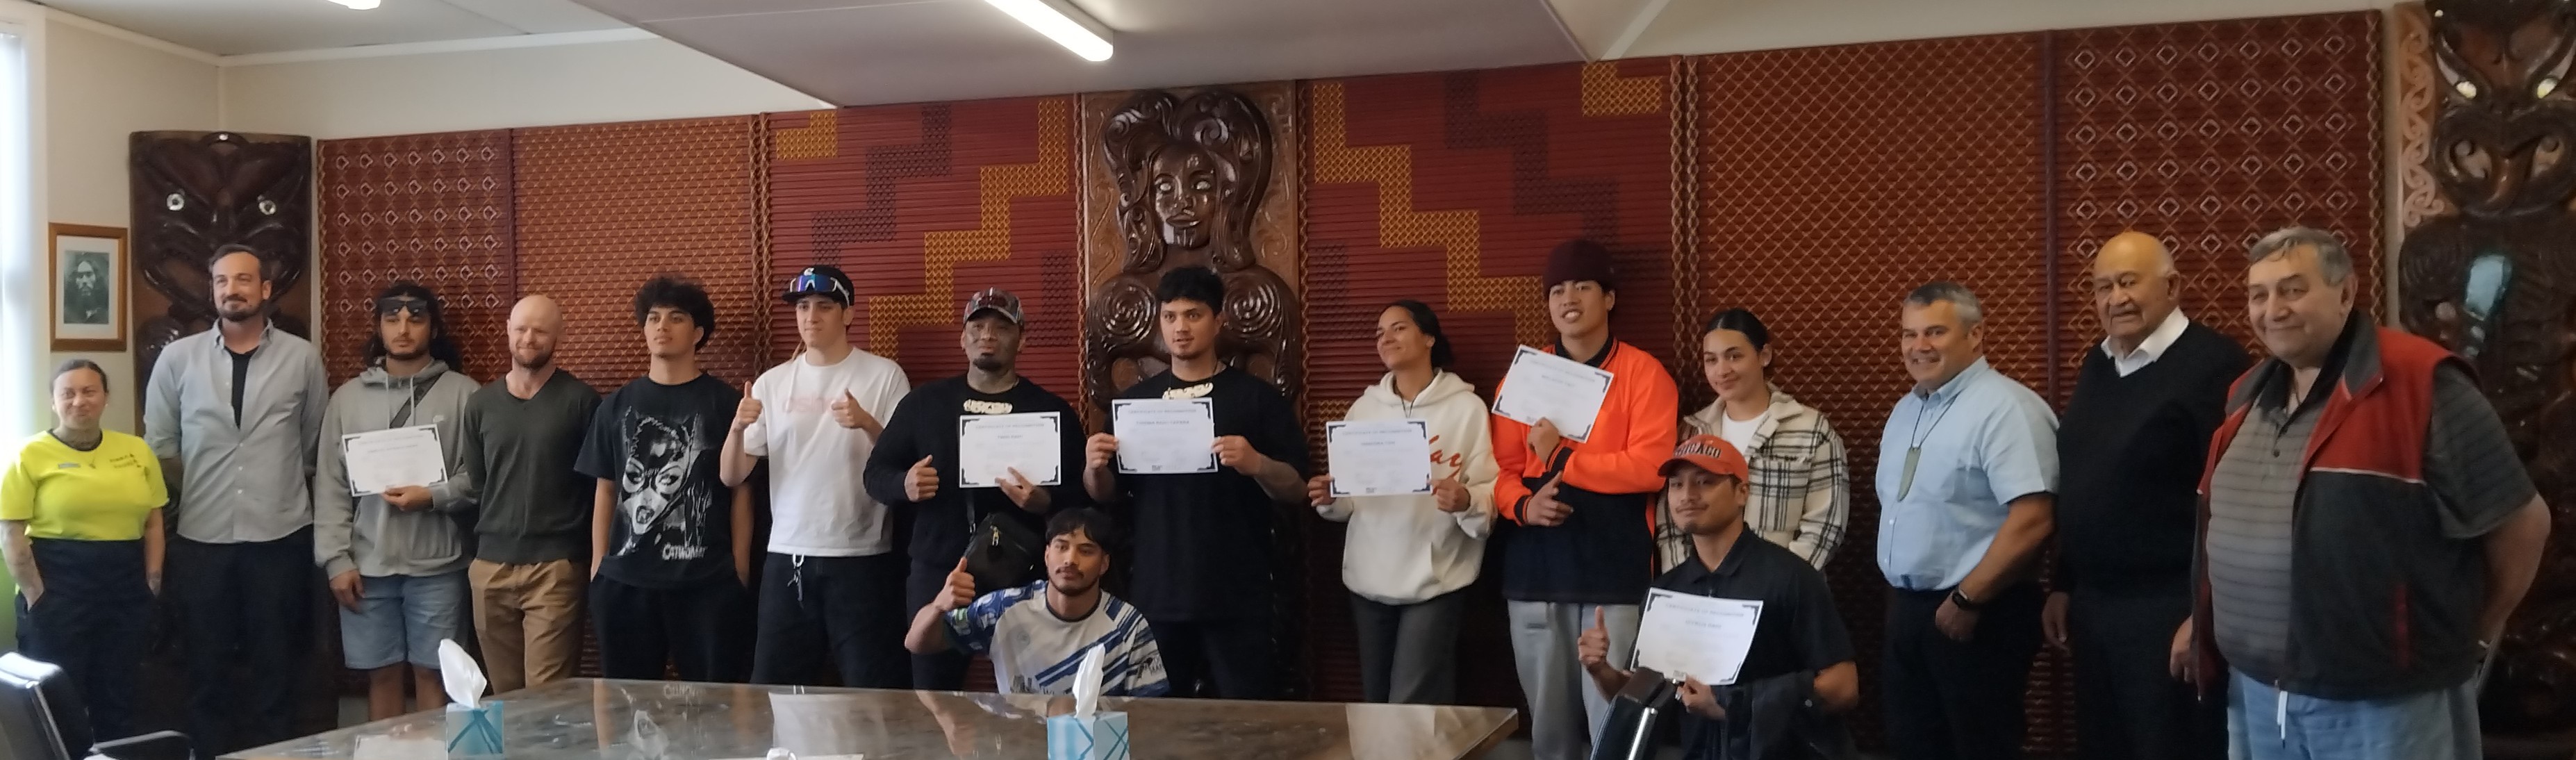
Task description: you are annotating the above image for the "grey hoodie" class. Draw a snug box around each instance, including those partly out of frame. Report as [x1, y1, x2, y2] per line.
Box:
[314, 361, 480, 579]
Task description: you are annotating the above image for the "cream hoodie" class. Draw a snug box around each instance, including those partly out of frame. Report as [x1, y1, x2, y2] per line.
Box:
[1318, 369, 1499, 605]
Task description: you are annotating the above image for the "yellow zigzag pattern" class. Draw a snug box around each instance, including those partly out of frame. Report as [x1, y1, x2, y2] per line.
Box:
[1308, 81, 1550, 347]
[773, 110, 837, 160]
[866, 97, 1072, 356]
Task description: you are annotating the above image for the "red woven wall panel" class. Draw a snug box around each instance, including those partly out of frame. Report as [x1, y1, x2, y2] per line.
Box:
[514, 118, 765, 388]
[1303, 59, 1676, 705]
[2054, 12, 2384, 385]
[315, 131, 517, 386]
[765, 97, 1080, 393]
[1698, 34, 2049, 752]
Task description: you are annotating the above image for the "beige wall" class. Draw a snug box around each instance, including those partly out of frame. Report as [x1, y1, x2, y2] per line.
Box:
[220, 38, 824, 140]
[44, 17, 219, 434]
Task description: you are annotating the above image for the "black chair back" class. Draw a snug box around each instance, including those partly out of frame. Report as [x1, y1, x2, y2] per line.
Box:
[0, 652, 90, 760]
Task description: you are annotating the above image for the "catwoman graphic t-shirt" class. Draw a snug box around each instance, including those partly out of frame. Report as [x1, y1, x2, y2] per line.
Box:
[577, 372, 742, 590]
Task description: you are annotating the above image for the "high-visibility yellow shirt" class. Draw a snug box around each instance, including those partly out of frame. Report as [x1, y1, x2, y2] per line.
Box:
[0, 431, 167, 540]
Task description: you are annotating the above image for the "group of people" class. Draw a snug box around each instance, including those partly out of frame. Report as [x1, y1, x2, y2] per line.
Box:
[0, 225, 2552, 760]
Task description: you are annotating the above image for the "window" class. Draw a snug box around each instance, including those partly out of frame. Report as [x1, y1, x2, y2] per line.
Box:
[0, 0, 37, 440]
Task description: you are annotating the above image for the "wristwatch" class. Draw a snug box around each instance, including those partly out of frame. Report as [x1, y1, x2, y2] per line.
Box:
[1949, 589, 1983, 611]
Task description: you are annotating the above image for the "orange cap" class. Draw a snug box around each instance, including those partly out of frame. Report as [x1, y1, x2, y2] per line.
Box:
[1659, 434, 1749, 481]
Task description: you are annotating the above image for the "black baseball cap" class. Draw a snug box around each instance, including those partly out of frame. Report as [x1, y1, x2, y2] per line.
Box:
[783, 265, 854, 306]
[961, 287, 1024, 324]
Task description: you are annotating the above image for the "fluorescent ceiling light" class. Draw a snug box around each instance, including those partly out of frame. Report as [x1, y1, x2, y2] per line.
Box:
[984, 0, 1112, 62]
[327, 0, 381, 8]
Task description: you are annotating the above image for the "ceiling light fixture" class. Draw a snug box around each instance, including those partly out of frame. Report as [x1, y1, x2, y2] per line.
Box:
[327, 0, 381, 9]
[983, 0, 1112, 62]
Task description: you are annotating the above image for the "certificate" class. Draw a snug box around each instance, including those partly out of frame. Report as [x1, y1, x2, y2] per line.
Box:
[342, 424, 447, 497]
[1326, 419, 1433, 497]
[1491, 345, 1616, 442]
[1111, 398, 1219, 474]
[1631, 588, 1764, 686]
[957, 412, 1064, 488]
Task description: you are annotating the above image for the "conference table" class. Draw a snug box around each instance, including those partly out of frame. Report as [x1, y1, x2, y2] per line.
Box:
[222, 678, 1522, 760]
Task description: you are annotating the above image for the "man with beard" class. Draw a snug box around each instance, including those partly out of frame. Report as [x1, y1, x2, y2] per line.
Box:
[718, 265, 912, 688]
[575, 275, 754, 681]
[144, 244, 333, 758]
[866, 287, 1087, 690]
[65, 255, 108, 324]
[314, 282, 481, 720]
[905, 507, 1168, 697]
[1083, 266, 1309, 700]
[458, 295, 600, 693]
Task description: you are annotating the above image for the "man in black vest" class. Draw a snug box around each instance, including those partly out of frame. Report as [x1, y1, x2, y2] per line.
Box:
[2046, 231, 2246, 759]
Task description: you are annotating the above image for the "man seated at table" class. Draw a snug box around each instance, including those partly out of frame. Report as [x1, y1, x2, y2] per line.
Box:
[1580, 435, 1860, 759]
[906, 507, 1171, 697]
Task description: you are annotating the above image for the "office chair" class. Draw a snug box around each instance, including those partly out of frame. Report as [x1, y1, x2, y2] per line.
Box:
[0, 653, 190, 760]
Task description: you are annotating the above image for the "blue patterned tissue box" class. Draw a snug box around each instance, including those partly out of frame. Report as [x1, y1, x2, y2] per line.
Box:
[445, 702, 504, 760]
[1045, 711, 1130, 760]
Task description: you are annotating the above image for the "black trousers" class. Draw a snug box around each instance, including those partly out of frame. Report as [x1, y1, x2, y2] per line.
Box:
[750, 552, 909, 688]
[1153, 614, 1278, 699]
[588, 574, 754, 682]
[14, 538, 151, 742]
[2069, 582, 2227, 760]
[169, 528, 314, 759]
[906, 559, 971, 691]
[1883, 584, 2043, 760]
[1351, 590, 1465, 704]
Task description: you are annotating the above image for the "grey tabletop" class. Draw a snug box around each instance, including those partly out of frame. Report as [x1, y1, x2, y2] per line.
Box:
[225, 678, 1521, 760]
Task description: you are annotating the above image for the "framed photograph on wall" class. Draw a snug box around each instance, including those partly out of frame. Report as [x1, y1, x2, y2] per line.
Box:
[49, 223, 128, 352]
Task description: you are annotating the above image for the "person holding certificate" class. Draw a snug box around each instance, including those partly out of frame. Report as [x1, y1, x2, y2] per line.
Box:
[313, 283, 482, 721]
[864, 286, 1087, 690]
[717, 265, 914, 688]
[1492, 239, 1679, 760]
[1082, 266, 1309, 700]
[1577, 436, 1858, 759]
[1303, 300, 1497, 705]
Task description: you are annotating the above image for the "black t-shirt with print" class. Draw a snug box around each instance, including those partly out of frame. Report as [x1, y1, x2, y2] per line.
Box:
[576, 372, 741, 590]
[1107, 366, 1310, 621]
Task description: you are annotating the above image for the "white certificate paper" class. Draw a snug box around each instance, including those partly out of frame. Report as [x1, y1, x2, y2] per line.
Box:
[1632, 588, 1764, 686]
[342, 424, 447, 497]
[1491, 345, 1616, 442]
[1326, 419, 1433, 497]
[957, 412, 1064, 488]
[1112, 398, 1219, 474]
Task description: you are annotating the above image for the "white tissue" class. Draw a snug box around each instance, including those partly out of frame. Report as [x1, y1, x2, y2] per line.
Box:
[1071, 645, 1106, 718]
[438, 638, 488, 708]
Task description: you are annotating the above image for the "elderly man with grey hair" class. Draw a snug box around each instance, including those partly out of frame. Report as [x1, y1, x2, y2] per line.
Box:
[1874, 280, 2060, 760]
[2179, 227, 2550, 760]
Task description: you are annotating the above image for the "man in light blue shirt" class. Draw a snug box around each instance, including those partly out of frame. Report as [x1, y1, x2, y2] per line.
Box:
[1874, 281, 2058, 760]
[142, 245, 332, 759]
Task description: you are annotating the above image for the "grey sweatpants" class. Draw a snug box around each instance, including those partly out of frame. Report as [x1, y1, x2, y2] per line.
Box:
[1508, 600, 1641, 760]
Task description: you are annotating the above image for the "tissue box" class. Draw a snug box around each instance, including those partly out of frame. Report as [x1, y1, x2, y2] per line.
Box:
[1045, 711, 1129, 760]
[444, 702, 504, 760]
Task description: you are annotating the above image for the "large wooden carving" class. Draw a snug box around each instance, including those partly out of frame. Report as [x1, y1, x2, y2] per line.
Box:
[128, 131, 315, 401]
[1080, 87, 1303, 418]
[2400, 0, 2576, 741]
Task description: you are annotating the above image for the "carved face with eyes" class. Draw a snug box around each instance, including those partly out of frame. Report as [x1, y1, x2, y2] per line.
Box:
[1149, 146, 1221, 250]
[2427, 0, 2576, 216]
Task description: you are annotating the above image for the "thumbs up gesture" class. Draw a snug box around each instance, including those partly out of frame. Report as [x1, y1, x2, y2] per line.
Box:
[906, 456, 939, 502]
[831, 388, 880, 434]
[732, 381, 763, 432]
[1578, 607, 1610, 670]
[936, 557, 977, 612]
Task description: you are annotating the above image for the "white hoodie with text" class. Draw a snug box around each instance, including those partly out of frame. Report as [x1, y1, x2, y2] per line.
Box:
[1318, 369, 1499, 606]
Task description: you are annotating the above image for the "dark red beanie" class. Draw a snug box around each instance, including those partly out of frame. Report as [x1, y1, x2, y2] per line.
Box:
[1542, 238, 1617, 293]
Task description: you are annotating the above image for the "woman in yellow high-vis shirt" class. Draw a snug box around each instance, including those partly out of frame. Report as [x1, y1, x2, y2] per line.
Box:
[2, 358, 167, 741]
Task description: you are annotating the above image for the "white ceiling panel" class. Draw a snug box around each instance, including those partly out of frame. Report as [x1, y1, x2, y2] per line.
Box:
[578, 0, 1586, 106]
[39, 0, 622, 56]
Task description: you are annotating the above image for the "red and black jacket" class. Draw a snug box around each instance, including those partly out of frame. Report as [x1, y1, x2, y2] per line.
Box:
[2189, 322, 2488, 700]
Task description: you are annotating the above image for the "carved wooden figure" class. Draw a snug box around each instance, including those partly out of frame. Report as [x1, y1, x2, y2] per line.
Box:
[2400, 0, 2576, 737]
[1083, 89, 1302, 415]
[128, 131, 315, 404]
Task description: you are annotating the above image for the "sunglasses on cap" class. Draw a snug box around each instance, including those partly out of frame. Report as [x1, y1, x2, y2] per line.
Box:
[787, 270, 852, 302]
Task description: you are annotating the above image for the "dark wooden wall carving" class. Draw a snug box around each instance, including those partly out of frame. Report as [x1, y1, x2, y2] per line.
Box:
[2400, 0, 2576, 745]
[128, 131, 315, 404]
[1081, 87, 1304, 416]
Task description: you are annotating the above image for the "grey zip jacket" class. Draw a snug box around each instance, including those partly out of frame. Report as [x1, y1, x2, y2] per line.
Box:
[314, 361, 481, 579]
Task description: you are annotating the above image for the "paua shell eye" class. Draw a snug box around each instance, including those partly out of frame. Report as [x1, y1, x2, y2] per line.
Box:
[258, 198, 279, 215]
[2457, 80, 2481, 99]
[165, 193, 185, 211]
